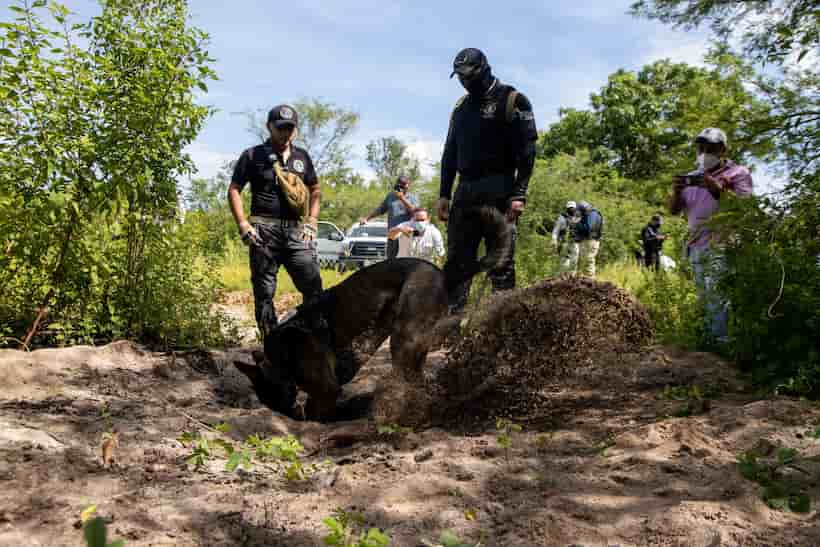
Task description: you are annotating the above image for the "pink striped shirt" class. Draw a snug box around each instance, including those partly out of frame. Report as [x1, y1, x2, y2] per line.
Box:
[681, 161, 753, 249]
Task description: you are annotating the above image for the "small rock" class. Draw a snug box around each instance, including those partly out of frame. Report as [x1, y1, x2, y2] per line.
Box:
[414, 449, 433, 463]
[315, 468, 340, 489]
[455, 469, 475, 481]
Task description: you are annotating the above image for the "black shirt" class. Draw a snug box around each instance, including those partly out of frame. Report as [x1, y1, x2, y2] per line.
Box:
[231, 140, 318, 219]
[440, 80, 537, 200]
[641, 224, 664, 253]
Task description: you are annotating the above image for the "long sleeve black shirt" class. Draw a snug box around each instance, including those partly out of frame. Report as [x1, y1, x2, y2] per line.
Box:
[440, 81, 537, 202]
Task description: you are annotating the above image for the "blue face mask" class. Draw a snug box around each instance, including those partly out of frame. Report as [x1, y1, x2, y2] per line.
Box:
[412, 220, 428, 235]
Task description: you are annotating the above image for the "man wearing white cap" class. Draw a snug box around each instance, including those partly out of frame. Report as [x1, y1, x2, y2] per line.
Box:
[669, 127, 753, 343]
[552, 200, 578, 266]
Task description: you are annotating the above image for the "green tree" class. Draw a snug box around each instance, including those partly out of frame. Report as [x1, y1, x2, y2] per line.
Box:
[0, 0, 222, 348]
[631, 0, 820, 395]
[241, 98, 361, 186]
[538, 56, 773, 183]
[365, 136, 421, 188]
[538, 108, 602, 159]
[630, 0, 819, 65]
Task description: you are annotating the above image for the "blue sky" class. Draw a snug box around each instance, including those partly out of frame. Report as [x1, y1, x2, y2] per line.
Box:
[180, 0, 711, 181]
[5, 0, 736, 183]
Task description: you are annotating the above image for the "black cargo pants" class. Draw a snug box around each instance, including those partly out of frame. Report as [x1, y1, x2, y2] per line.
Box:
[444, 195, 517, 313]
[249, 220, 323, 336]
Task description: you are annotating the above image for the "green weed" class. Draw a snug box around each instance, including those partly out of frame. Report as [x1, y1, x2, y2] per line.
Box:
[736, 445, 812, 513]
[81, 506, 124, 547]
[495, 418, 523, 463]
[322, 507, 390, 547]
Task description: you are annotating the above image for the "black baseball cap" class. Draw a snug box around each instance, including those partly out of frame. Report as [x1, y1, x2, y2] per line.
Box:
[267, 104, 298, 128]
[450, 48, 487, 78]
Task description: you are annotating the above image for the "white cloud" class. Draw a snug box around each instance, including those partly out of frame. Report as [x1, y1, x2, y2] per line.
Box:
[185, 142, 235, 181]
[506, 65, 606, 126]
[640, 29, 709, 67]
[539, 1, 629, 20]
[295, 0, 402, 27]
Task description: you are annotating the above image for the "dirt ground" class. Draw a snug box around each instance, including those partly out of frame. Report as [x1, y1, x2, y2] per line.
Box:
[0, 293, 818, 547]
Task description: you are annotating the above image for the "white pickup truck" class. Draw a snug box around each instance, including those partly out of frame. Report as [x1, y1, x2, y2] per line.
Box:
[316, 221, 346, 269]
[337, 221, 388, 271]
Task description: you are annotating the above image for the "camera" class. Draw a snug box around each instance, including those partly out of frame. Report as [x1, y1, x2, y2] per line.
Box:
[412, 229, 421, 237]
[677, 169, 704, 187]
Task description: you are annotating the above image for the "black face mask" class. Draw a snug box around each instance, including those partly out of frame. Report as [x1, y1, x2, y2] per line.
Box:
[458, 65, 493, 95]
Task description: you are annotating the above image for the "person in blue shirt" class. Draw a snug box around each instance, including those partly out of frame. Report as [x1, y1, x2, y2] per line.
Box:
[563, 201, 604, 277]
[360, 174, 420, 259]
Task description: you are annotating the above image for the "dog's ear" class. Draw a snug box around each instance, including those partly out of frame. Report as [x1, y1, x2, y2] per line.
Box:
[234, 361, 263, 384]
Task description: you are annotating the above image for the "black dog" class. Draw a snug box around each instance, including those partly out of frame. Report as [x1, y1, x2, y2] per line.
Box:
[235, 206, 513, 420]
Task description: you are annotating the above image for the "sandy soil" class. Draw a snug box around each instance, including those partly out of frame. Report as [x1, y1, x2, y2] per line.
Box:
[0, 299, 818, 546]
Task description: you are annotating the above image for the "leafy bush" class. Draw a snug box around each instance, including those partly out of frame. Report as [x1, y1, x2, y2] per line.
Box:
[716, 194, 820, 396]
[515, 153, 681, 286]
[0, 0, 226, 350]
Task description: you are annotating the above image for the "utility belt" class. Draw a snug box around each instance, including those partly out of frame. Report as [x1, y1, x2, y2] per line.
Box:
[249, 215, 301, 228]
[454, 172, 514, 205]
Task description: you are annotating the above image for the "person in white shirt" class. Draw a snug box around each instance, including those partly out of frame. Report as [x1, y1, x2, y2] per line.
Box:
[387, 208, 445, 264]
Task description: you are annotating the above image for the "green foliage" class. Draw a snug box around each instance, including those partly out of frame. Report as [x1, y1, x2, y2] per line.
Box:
[322, 508, 390, 547]
[178, 431, 216, 469]
[659, 383, 716, 417]
[515, 153, 676, 284]
[82, 506, 124, 547]
[84, 517, 125, 547]
[427, 530, 480, 547]
[593, 433, 617, 457]
[538, 56, 772, 182]
[366, 136, 421, 188]
[0, 0, 226, 349]
[715, 196, 820, 396]
[495, 417, 522, 462]
[241, 98, 361, 186]
[178, 428, 322, 480]
[629, 0, 819, 65]
[736, 447, 812, 513]
[376, 423, 413, 436]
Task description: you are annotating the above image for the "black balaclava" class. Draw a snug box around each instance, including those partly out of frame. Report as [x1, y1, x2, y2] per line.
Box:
[451, 48, 495, 96]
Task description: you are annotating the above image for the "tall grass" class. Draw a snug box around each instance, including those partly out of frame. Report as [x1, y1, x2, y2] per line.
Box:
[218, 242, 350, 294]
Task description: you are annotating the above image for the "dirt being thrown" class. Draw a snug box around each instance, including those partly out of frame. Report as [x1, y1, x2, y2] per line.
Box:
[432, 275, 653, 424]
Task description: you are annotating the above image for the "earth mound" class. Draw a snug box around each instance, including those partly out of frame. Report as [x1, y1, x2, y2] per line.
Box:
[431, 275, 654, 424]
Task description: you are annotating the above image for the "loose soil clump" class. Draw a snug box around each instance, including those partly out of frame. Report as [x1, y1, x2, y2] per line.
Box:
[432, 275, 653, 424]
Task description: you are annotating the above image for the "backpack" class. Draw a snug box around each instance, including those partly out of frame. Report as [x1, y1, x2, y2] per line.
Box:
[576, 209, 604, 240]
[247, 146, 309, 218]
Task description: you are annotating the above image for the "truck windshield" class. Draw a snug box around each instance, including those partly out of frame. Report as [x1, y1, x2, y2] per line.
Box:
[349, 226, 387, 238]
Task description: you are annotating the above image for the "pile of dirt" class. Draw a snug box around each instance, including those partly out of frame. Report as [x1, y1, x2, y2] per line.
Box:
[432, 275, 653, 424]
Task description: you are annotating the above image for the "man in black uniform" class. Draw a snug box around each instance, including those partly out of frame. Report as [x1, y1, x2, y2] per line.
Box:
[437, 48, 538, 312]
[640, 214, 667, 271]
[228, 104, 323, 337]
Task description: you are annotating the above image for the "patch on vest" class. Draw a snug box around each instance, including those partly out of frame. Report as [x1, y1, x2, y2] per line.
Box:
[292, 159, 305, 173]
[515, 109, 534, 121]
[481, 102, 497, 118]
